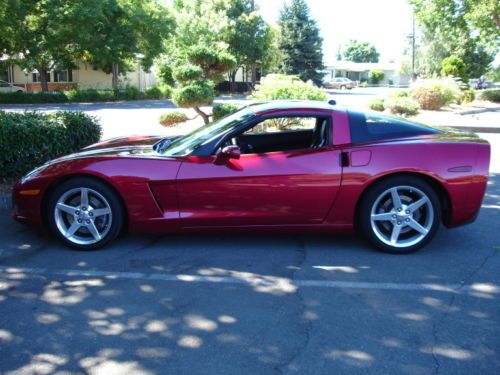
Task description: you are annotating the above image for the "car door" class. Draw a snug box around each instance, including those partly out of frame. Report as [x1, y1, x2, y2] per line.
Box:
[176, 113, 343, 228]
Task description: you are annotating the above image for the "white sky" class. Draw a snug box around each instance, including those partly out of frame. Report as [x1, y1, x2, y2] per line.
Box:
[256, 0, 414, 64]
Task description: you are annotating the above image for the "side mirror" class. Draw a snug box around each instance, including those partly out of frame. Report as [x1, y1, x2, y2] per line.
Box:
[219, 145, 241, 160]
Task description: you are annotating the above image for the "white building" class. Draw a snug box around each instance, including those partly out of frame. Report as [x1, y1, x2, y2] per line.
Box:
[323, 61, 411, 86]
[1, 60, 158, 92]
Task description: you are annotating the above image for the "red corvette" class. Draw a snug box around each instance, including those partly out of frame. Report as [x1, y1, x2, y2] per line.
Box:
[12, 101, 490, 253]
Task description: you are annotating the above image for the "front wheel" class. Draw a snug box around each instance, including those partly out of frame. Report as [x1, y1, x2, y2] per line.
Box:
[358, 176, 441, 254]
[47, 177, 124, 250]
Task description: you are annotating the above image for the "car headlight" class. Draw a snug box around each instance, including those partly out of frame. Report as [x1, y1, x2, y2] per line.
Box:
[20, 164, 49, 183]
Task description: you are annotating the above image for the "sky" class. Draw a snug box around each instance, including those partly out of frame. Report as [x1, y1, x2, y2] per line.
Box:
[256, 0, 415, 65]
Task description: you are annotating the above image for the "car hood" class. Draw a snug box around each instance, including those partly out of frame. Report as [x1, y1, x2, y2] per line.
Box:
[51, 135, 179, 163]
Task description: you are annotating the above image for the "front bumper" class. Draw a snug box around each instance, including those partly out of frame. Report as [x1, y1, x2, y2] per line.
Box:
[11, 182, 45, 228]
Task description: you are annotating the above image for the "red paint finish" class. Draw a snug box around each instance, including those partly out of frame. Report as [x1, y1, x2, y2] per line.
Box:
[177, 148, 342, 227]
[12, 101, 490, 240]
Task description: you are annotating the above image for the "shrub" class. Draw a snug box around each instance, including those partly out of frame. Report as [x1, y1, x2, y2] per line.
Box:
[251, 74, 328, 101]
[0, 111, 101, 178]
[157, 63, 175, 86]
[369, 70, 385, 85]
[115, 87, 141, 101]
[173, 64, 204, 83]
[145, 85, 172, 99]
[479, 89, 500, 103]
[369, 98, 385, 111]
[410, 79, 461, 110]
[65, 89, 115, 102]
[159, 85, 172, 99]
[159, 111, 189, 127]
[388, 89, 409, 98]
[212, 103, 240, 121]
[441, 55, 467, 81]
[384, 97, 419, 116]
[0, 91, 68, 104]
[459, 88, 476, 104]
[172, 81, 215, 108]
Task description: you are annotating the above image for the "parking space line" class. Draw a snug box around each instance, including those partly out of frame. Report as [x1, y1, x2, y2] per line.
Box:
[0, 266, 498, 294]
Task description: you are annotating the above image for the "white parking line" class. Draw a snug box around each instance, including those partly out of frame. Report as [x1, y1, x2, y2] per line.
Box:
[0, 266, 498, 294]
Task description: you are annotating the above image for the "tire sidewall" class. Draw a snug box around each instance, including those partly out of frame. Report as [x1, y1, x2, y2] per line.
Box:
[359, 176, 441, 254]
[47, 177, 124, 250]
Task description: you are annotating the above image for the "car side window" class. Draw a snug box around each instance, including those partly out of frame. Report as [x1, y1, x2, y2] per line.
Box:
[0, 81, 10, 87]
[348, 110, 442, 143]
[233, 116, 329, 154]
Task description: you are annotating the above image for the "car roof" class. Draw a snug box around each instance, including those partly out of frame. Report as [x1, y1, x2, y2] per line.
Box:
[247, 100, 336, 115]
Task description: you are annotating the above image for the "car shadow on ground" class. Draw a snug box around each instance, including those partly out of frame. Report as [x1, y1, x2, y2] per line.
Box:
[0, 174, 498, 374]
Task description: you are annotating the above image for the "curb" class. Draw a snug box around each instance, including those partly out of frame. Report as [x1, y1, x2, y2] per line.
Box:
[444, 125, 500, 134]
[456, 107, 500, 116]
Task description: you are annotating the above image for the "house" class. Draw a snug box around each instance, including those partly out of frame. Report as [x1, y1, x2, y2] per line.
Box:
[0, 60, 158, 92]
[323, 61, 410, 86]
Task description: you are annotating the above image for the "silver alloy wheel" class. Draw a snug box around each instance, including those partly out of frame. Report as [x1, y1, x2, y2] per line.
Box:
[54, 187, 113, 245]
[370, 185, 434, 248]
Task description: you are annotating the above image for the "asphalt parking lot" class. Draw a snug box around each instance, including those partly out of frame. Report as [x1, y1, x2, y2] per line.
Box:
[1, 175, 499, 374]
[1, 116, 499, 374]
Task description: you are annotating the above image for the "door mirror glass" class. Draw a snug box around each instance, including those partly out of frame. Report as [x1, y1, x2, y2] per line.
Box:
[219, 145, 241, 159]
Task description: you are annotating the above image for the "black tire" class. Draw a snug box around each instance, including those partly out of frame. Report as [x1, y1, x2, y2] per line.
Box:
[47, 177, 124, 250]
[358, 176, 441, 254]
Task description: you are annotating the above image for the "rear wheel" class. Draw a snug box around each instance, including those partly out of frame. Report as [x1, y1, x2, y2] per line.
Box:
[359, 176, 441, 254]
[47, 177, 124, 250]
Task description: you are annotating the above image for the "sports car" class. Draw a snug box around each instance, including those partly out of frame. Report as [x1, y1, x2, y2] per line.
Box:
[12, 100, 490, 254]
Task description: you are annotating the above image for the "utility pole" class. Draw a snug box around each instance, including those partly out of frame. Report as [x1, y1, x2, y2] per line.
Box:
[411, 11, 416, 81]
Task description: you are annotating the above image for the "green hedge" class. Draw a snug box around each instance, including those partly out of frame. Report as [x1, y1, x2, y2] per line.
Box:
[479, 89, 500, 103]
[0, 86, 172, 104]
[0, 111, 102, 178]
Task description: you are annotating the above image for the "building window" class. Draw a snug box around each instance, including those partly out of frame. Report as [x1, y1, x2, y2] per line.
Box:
[54, 69, 73, 82]
[32, 72, 51, 83]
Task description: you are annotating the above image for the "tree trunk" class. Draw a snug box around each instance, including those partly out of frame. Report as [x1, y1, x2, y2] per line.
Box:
[251, 64, 257, 88]
[229, 70, 237, 93]
[38, 66, 49, 92]
[111, 63, 119, 89]
[194, 106, 210, 124]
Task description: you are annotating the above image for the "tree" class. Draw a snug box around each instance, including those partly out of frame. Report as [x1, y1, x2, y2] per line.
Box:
[278, 0, 324, 85]
[261, 26, 283, 75]
[368, 70, 385, 84]
[411, 0, 497, 78]
[167, 1, 237, 124]
[224, 0, 271, 90]
[78, 0, 173, 89]
[0, 0, 173, 91]
[441, 55, 467, 81]
[343, 40, 380, 63]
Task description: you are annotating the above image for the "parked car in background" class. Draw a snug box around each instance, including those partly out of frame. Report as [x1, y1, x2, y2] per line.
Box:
[13, 100, 490, 254]
[0, 80, 26, 93]
[469, 78, 489, 90]
[324, 77, 356, 90]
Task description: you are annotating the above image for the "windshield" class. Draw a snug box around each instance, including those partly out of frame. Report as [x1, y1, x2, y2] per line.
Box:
[162, 107, 254, 156]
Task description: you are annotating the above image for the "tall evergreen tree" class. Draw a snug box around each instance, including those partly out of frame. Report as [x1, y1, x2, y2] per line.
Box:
[278, 0, 324, 85]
